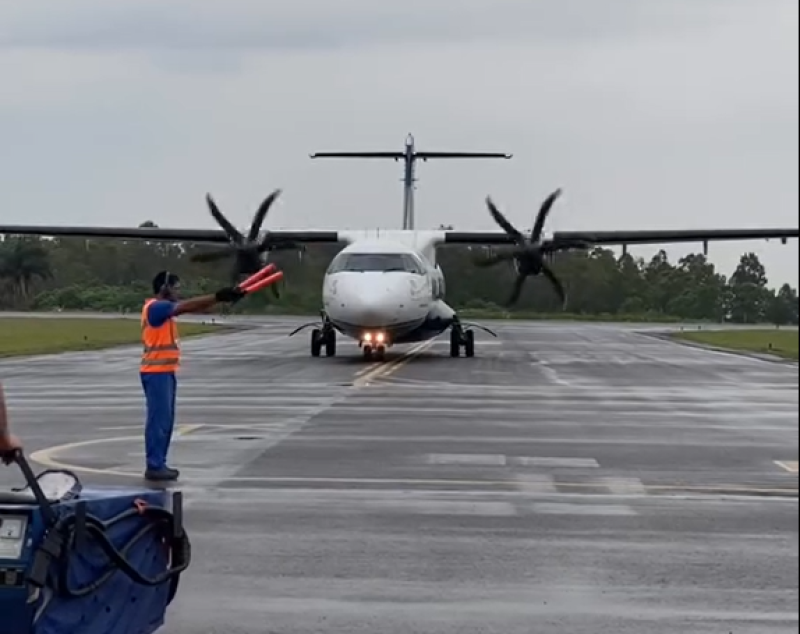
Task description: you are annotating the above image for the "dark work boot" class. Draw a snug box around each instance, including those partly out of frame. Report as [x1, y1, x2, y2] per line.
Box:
[145, 466, 180, 482]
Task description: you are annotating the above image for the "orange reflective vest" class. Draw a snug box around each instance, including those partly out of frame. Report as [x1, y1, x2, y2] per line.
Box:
[140, 299, 180, 373]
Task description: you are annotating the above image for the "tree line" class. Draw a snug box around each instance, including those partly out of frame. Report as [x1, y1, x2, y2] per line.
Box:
[0, 231, 797, 325]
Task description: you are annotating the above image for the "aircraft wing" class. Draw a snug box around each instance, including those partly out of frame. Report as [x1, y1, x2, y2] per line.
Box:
[443, 227, 800, 247]
[0, 224, 341, 244]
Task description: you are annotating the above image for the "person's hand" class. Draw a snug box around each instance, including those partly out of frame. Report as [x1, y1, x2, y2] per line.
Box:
[214, 287, 247, 303]
[0, 433, 22, 465]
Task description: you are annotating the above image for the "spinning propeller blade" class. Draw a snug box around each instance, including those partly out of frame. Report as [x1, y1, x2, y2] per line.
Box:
[190, 189, 298, 298]
[477, 188, 590, 309]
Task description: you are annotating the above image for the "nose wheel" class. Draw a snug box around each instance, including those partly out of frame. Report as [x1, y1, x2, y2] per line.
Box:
[311, 326, 336, 357]
[362, 344, 386, 361]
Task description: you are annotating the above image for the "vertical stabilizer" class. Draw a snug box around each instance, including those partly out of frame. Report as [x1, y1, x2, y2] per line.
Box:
[310, 134, 512, 230]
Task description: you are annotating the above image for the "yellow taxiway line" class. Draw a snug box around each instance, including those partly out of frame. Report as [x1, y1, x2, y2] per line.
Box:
[29, 424, 202, 477]
[352, 340, 435, 387]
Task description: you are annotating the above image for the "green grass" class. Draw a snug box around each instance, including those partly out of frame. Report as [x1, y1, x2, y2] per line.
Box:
[0, 317, 227, 358]
[671, 328, 799, 361]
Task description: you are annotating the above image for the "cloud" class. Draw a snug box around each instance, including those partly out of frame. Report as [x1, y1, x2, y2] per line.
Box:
[0, 0, 797, 287]
[0, 0, 769, 51]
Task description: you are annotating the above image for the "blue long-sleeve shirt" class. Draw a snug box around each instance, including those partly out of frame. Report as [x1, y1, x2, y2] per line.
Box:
[146, 300, 177, 328]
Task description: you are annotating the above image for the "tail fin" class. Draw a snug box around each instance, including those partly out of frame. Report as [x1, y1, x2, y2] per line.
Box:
[310, 134, 512, 230]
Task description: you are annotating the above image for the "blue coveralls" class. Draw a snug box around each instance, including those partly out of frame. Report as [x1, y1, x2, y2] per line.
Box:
[140, 300, 179, 472]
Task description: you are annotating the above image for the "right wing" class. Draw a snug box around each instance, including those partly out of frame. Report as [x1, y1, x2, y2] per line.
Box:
[442, 227, 800, 247]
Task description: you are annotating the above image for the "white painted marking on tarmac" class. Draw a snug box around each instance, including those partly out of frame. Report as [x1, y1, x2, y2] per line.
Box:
[530, 502, 637, 516]
[373, 500, 518, 516]
[514, 473, 559, 494]
[176, 487, 519, 516]
[425, 453, 507, 466]
[424, 340, 503, 346]
[99, 425, 141, 431]
[775, 460, 799, 474]
[510, 456, 599, 468]
[598, 477, 647, 496]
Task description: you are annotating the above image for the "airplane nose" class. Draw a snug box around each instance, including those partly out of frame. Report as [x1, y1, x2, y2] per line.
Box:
[330, 275, 416, 327]
[346, 290, 405, 327]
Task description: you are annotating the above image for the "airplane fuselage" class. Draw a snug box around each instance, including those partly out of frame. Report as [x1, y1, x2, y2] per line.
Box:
[321, 231, 456, 347]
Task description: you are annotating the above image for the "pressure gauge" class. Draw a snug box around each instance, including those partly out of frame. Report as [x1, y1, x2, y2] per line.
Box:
[0, 517, 24, 540]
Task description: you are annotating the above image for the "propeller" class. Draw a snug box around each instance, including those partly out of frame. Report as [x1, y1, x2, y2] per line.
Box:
[190, 189, 302, 298]
[475, 189, 592, 308]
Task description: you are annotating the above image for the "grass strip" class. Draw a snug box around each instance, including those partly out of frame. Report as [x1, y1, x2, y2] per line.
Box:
[0, 316, 226, 358]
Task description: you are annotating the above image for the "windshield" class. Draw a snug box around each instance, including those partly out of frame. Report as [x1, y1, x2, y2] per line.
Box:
[327, 252, 425, 274]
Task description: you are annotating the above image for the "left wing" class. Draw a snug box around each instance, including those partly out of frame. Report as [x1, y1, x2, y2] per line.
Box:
[0, 224, 341, 244]
[443, 227, 799, 248]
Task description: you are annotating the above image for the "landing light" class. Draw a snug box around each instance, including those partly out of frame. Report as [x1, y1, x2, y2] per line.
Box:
[362, 331, 386, 344]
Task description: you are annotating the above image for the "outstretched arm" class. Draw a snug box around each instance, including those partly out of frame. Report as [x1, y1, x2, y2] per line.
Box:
[0, 382, 23, 464]
[147, 288, 244, 327]
[173, 294, 224, 317]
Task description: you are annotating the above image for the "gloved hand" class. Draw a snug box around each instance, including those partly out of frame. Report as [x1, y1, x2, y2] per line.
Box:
[215, 286, 247, 303]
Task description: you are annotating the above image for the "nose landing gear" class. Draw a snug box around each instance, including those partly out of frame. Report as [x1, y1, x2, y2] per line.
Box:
[360, 331, 388, 361]
[287, 311, 338, 357]
[361, 343, 386, 361]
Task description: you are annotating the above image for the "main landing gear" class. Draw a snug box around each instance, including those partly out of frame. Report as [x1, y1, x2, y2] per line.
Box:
[450, 325, 475, 357]
[311, 321, 336, 357]
[448, 317, 497, 358]
[287, 311, 338, 357]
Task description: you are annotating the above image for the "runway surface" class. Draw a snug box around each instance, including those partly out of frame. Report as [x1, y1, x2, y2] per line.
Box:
[1, 317, 797, 633]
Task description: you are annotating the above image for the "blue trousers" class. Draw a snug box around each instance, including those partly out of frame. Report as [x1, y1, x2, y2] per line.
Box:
[140, 372, 177, 471]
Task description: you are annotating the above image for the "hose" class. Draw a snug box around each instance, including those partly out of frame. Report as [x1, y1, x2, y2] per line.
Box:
[30, 499, 190, 605]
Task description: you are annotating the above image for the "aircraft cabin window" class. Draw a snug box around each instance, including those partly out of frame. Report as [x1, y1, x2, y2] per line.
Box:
[327, 253, 424, 274]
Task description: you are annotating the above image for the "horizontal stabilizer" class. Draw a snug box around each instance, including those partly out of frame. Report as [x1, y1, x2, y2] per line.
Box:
[310, 152, 403, 159]
[416, 152, 512, 159]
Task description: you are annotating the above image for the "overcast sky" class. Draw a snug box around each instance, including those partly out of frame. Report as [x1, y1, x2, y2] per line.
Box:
[1, 0, 797, 287]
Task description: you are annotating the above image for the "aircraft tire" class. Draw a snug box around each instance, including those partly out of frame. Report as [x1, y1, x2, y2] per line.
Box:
[325, 331, 337, 357]
[449, 329, 460, 357]
[311, 329, 322, 357]
[464, 330, 475, 358]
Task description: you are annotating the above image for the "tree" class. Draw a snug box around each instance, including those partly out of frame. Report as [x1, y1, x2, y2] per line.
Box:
[728, 253, 772, 323]
[766, 284, 799, 326]
[0, 237, 52, 308]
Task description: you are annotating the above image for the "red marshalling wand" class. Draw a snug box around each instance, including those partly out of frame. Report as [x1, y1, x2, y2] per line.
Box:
[238, 264, 284, 294]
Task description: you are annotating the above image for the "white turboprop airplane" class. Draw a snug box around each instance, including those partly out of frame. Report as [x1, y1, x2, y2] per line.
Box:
[1, 134, 798, 361]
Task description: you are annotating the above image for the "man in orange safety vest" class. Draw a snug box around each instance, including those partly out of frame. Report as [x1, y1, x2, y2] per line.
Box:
[141, 270, 244, 482]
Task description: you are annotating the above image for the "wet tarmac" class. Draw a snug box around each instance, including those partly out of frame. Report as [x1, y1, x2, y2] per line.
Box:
[1, 317, 797, 633]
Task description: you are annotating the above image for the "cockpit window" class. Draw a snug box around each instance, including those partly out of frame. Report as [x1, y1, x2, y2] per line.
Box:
[327, 253, 425, 275]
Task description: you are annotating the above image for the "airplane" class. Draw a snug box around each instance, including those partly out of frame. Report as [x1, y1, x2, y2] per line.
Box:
[1, 133, 798, 361]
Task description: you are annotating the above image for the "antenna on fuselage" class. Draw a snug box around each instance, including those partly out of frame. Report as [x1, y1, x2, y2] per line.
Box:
[309, 133, 512, 231]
